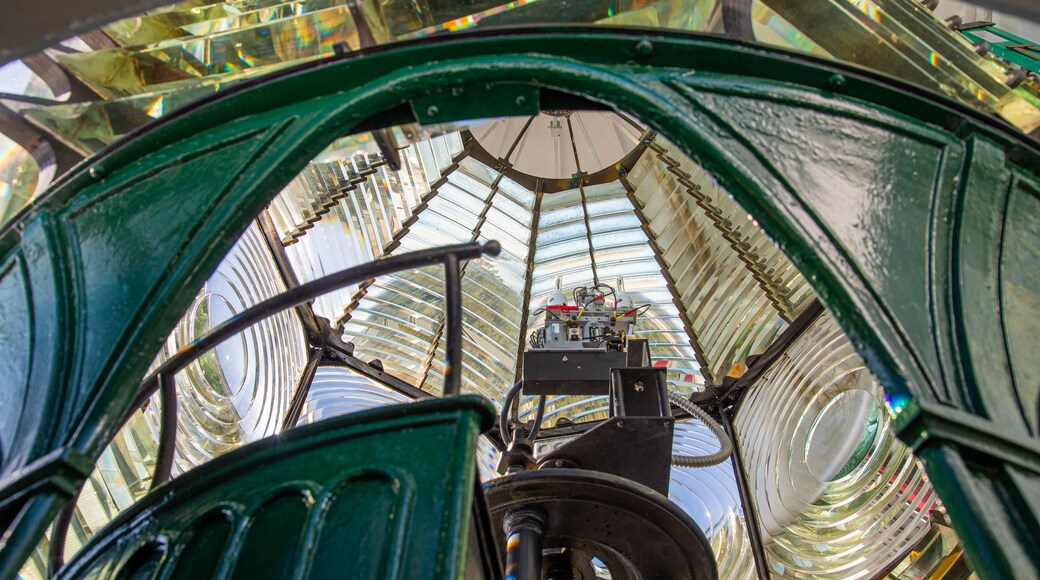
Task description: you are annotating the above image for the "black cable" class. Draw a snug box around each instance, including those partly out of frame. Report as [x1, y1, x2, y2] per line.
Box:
[528, 395, 547, 440]
[499, 379, 524, 441]
[531, 306, 565, 321]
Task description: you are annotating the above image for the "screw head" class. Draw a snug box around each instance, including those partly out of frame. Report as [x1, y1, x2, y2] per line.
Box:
[515, 95, 527, 106]
[634, 381, 645, 392]
[616, 420, 625, 428]
[426, 105, 440, 117]
[554, 459, 564, 467]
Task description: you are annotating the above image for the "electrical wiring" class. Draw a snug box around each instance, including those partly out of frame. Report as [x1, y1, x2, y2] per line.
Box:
[668, 393, 733, 467]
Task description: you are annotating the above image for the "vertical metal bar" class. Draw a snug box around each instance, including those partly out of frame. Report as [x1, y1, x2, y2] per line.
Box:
[151, 373, 178, 490]
[0, 494, 66, 580]
[443, 253, 463, 397]
[46, 496, 77, 578]
[281, 346, 324, 430]
[503, 509, 547, 580]
[512, 181, 543, 383]
[566, 116, 600, 286]
[719, 405, 770, 579]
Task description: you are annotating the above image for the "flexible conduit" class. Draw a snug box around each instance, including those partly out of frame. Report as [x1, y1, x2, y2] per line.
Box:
[669, 393, 733, 468]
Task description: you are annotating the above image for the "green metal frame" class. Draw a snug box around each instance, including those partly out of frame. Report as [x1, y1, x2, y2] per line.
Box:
[59, 396, 496, 579]
[1, 27, 1039, 578]
[960, 22, 1040, 75]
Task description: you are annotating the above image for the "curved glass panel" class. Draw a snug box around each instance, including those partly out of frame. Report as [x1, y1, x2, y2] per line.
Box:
[669, 420, 757, 580]
[7, 0, 1038, 240]
[4, 0, 1038, 166]
[0, 134, 42, 225]
[735, 311, 951, 578]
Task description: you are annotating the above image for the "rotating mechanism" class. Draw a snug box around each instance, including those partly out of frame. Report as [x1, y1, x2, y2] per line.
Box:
[486, 470, 718, 580]
[488, 282, 729, 579]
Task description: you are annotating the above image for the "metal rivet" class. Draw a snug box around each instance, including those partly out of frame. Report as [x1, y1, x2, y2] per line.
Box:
[828, 73, 846, 90]
[554, 459, 564, 467]
[426, 105, 439, 117]
[616, 420, 625, 428]
[634, 381, 645, 392]
[89, 164, 105, 180]
[635, 39, 654, 56]
[515, 95, 527, 106]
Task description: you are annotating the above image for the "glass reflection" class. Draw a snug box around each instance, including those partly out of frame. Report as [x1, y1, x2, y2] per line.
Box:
[735, 311, 955, 578]
[6, 0, 1038, 182]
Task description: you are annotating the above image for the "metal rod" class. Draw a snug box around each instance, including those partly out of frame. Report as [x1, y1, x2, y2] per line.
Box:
[46, 496, 77, 578]
[503, 508, 547, 580]
[718, 405, 770, 579]
[281, 346, 324, 430]
[130, 241, 500, 411]
[255, 210, 325, 342]
[321, 343, 432, 400]
[151, 373, 178, 489]
[0, 494, 66, 580]
[504, 115, 537, 161]
[566, 116, 599, 286]
[513, 180, 543, 383]
[443, 253, 463, 397]
[721, 299, 825, 404]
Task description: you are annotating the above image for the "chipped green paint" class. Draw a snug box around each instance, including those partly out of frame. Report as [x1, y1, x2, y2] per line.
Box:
[0, 28, 1038, 578]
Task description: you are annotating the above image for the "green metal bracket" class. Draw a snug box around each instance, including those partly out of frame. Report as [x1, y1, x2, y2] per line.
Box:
[960, 22, 1040, 74]
[412, 82, 540, 125]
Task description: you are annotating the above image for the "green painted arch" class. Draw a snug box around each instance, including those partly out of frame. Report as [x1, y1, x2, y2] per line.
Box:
[1, 28, 1038, 577]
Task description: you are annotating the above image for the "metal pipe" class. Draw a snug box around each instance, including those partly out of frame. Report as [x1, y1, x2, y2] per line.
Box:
[718, 405, 770, 579]
[443, 253, 462, 396]
[128, 241, 500, 414]
[281, 347, 324, 430]
[1, 494, 66, 580]
[565, 116, 599, 286]
[503, 508, 547, 580]
[46, 497, 77, 577]
[151, 373, 178, 489]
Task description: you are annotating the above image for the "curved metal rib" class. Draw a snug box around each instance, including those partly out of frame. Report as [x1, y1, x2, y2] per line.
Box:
[150, 373, 177, 489]
[127, 240, 500, 416]
[47, 241, 501, 578]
